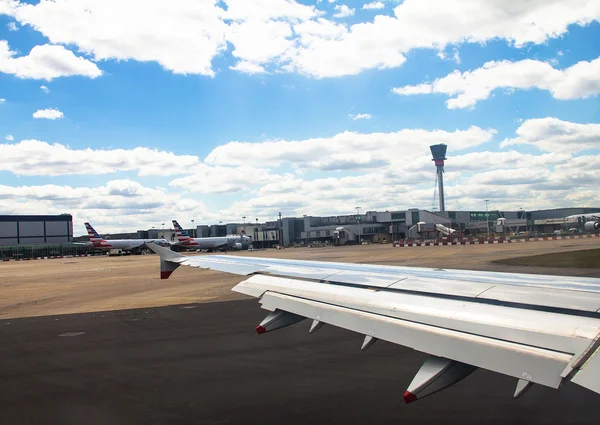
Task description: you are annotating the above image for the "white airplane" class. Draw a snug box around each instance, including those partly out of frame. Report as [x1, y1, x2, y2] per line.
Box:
[147, 242, 600, 404]
[565, 213, 600, 232]
[84, 222, 171, 251]
[172, 219, 252, 251]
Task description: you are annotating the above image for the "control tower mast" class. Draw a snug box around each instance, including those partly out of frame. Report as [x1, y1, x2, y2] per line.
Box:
[430, 144, 448, 213]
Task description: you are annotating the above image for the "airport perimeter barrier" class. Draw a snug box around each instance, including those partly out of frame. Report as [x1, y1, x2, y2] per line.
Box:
[0, 244, 100, 261]
[392, 233, 600, 247]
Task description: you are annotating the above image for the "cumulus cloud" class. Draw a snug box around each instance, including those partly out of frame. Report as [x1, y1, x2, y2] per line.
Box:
[333, 5, 355, 18]
[32, 108, 64, 119]
[2, 0, 227, 77]
[0, 139, 200, 176]
[40, 85, 50, 93]
[205, 126, 496, 171]
[349, 113, 371, 120]
[392, 57, 600, 109]
[500, 117, 600, 153]
[222, 0, 322, 22]
[0, 98, 5, 104]
[169, 164, 290, 194]
[7, 21, 17, 31]
[1, 117, 599, 228]
[362, 2, 384, 10]
[5, 134, 13, 141]
[2, 0, 598, 79]
[284, 0, 600, 78]
[0, 179, 210, 234]
[229, 61, 266, 74]
[0, 40, 102, 81]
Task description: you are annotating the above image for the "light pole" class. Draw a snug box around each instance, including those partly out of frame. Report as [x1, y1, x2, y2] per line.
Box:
[303, 215, 307, 246]
[355, 206, 361, 245]
[279, 212, 283, 247]
[191, 219, 195, 238]
[484, 200, 490, 238]
[242, 216, 246, 236]
[161, 222, 165, 239]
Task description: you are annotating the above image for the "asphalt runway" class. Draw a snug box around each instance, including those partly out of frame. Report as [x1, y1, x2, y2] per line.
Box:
[2, 300, 599, 425]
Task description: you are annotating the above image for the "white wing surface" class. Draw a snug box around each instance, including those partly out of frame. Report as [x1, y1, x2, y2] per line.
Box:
[147, 243, 600, 403]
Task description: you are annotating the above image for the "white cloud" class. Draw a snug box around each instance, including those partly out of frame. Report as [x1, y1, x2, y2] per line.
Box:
[226, 19, 293, 73]
[40, 85, 50, 93]
[4, 0, 227, 77]
[5, 134, 13, 141]
[283, 0, 600, 78]
[0, 40, 102, 81]
[393, 84, 432, 95]
[0, 98, 5, 104]
[392, 57, 600, 109]
[349, 113, 371, 120]
[0, 139, 200, 176]
[229, 61, 266, 74]
[222, 0, 322, 22]
[205, 126, 496, 171]
[169, 164, 289, 194]
[32, 108, 64, 120]
[3, 0, 599, 79]
[362, 2, 385, 10]
[0, 118, 598, 228]
[7, 21, 17, 31]
[452, 47, 460, 64]
[0, 179, 210, 234]
[333, 5, 355, 18]
[500, 117, 600, 153]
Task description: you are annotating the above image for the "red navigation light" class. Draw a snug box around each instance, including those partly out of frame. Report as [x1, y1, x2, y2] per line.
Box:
[403, 391, 417, 404]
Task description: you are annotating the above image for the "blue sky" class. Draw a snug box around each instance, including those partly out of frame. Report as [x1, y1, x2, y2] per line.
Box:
[0, 0, 599, 234]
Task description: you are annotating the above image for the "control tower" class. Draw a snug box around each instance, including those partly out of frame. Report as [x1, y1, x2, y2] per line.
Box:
[430, 144, 448, 213]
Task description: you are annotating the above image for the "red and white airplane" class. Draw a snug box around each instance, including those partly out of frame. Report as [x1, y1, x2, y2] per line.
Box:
[172, 219, 251, 251]
[83, 222, 171, 251]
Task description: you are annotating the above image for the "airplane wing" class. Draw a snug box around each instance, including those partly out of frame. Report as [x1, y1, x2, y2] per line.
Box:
[146, 243, 600, 403]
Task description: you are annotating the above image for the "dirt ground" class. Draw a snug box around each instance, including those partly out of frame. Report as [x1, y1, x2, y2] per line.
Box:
[1, 238, 599, 320]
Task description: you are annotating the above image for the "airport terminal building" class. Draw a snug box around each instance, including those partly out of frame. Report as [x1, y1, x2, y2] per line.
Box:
[225, 207, 600, 247]
[0, 214, 73, 246]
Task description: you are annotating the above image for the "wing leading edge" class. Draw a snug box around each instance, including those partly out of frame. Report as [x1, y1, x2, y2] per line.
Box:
[147, 243, 600, 403]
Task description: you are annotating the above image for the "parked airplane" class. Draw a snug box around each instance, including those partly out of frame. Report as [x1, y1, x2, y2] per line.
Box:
[84, 222, 171, 251]
[147, 242, 600, 404]
[565, 213, 600, 232]
[172, 220, 252, 251]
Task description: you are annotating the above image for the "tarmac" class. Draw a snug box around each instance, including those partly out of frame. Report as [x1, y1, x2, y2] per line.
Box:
[1, 240, 600, 424]
[2, 300, 600, 425]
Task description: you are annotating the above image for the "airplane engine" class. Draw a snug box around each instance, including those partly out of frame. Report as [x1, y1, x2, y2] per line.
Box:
[233, 243, 243, 250]
[584, 221, 599, 232]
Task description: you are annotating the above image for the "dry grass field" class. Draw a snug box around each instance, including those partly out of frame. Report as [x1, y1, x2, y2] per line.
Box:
[1, 237, 599, 319]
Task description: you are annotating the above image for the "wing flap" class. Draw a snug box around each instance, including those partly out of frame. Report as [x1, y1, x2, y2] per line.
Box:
[233, 274, 599, 355]
[257, 291, 571, 389]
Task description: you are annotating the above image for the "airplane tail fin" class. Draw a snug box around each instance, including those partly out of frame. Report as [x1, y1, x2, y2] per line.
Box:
[146, 243, 183, 279]
[85, 222, 107, 246]
[172, 219, 192, 243]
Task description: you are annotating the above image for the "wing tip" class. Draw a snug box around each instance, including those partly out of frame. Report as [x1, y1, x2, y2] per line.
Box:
[403, 391, 417, 404]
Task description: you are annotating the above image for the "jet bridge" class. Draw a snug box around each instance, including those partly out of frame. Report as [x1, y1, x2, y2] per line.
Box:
[408, 222, 456, 240]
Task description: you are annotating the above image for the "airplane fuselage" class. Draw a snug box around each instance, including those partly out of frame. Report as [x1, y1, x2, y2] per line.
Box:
[178, 236, 249, 250]
[92, 239, 171, 251]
